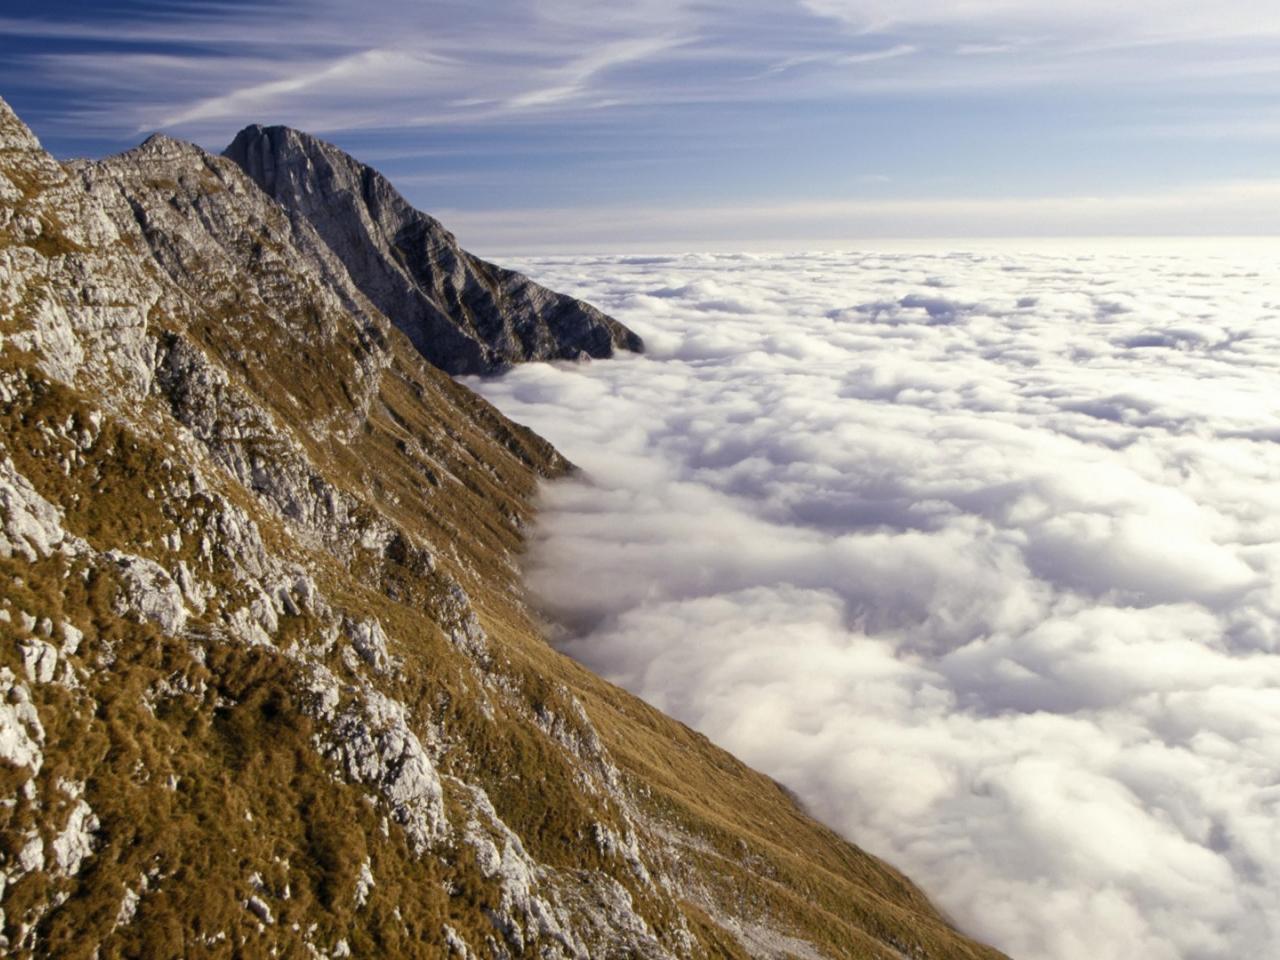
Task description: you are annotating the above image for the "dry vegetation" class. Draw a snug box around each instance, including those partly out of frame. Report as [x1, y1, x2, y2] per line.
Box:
[0, 99, 1006, 959]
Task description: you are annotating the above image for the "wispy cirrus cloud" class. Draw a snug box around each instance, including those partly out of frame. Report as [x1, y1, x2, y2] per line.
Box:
[504, 36, 686, 110]
[801, 0, 1280, 43]
[3, 1, 710, 140]
[153, 48, 458, 129]
[7, 0, 1280, 144]
[3, 1, 1277, 241]
[753, 42, 916, 79]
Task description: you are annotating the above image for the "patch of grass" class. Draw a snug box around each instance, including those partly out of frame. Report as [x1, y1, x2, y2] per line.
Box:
[26, 215, 86, 259]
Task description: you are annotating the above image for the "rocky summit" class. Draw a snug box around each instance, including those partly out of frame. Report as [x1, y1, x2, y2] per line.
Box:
[0, 94, 1005, 960]
[224, 124, 643, 375]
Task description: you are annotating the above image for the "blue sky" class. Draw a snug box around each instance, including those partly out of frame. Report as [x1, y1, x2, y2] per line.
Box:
[3, 0, 1278, 249]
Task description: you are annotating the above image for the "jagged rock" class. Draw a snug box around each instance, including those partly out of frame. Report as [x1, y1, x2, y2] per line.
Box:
[50, 800, 99, 876]
[443, 925, 476, 959]
[18, 639, 57, 684]
[245, 895, 274, 925]
[224, 125, 643, 374]
[316, 677, 448, 853]
[59, 622, 83, 657]
[106, 550, 190, 634]
[346, 618, 394, 674]
[460, 781, 589, 958]
[437, 579, 490, 658]
[353, 859, 374, 908]
[0, 669, 44, 774]
[115, 887, 140, 926]
[17, 834, 44, 873]
[0, 456, 68, 562]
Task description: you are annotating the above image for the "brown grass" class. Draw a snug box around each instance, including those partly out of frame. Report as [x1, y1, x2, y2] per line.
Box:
[0, 134, 1008, 959]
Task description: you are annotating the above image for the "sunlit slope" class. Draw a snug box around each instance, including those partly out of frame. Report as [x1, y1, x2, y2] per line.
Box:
[0, 96, 1005, 960]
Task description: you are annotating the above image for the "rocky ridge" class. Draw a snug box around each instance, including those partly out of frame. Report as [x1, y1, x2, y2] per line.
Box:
[0, 96, 1005, 960]
[224, 124, 643, 375]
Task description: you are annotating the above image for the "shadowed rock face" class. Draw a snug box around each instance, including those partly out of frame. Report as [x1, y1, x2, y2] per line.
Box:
[224, 124, 643, 375]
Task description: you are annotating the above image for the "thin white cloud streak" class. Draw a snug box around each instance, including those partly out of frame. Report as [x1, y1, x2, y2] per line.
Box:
[441, 180, 1280, 252]
[754, 42, 917, 78]
[155, 49, 458, 129]
[8, 0, 1280, 143]
[802, 0, 1280, 43]
[504, 36, 685, 110]
[6, 1, 709, 139]
[839, 42, 917, 64]
[468, 246, 1280, 960]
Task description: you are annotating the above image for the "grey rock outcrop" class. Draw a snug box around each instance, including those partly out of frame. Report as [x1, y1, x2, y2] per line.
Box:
[224, 125, 643, 375]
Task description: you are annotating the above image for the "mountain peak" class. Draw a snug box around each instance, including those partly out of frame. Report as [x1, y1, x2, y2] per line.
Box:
[136, 131, 198, 152]
[224, 122, 643, 375]
[0, 95, 45, 153]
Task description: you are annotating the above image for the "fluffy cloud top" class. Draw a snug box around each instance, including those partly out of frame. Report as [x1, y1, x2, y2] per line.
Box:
[469, 245, 1280, 960]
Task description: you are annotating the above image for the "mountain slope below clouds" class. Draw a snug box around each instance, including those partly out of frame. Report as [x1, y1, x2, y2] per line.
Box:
[0, 96, 1004, 960]
[224, 123, 643, 375]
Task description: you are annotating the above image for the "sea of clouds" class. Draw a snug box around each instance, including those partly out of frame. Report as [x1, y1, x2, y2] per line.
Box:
[467, 245, 1280, 960]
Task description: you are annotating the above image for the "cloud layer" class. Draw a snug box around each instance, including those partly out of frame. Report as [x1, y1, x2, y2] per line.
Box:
[468, 245, 1280, 960]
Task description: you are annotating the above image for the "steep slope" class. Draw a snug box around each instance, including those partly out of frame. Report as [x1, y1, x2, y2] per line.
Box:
[223, 124, 643, 375]
[0, 97, 1005, 960]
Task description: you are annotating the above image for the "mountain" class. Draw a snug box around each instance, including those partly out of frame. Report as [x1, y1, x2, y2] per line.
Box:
[0, 96, 1005, 960]
[223, 124, 642, 375]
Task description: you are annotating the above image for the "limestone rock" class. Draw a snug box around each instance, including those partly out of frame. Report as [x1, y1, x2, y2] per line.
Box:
[224, 125, 643, 374]
[0, 457, 68, 562]
[50, 800, 99, 876]
[106, 550, 190, 635]
[0, 669, 44, 774]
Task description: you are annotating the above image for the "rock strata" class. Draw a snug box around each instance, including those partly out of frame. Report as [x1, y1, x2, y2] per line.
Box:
[224, 124, 643, 374]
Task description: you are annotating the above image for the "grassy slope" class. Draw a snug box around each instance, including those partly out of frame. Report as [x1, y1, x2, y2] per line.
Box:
[0, 101, 1007, 960]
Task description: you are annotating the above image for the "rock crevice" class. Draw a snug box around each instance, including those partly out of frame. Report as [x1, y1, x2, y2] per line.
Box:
[224, 123, 643, 375]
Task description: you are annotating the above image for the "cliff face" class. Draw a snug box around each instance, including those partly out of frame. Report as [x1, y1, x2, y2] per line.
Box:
[223, 124, 643, 376]
[0, 97, 1004, 960]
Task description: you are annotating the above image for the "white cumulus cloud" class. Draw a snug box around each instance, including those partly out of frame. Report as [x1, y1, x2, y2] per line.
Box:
[468, 244, 1280, 960]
